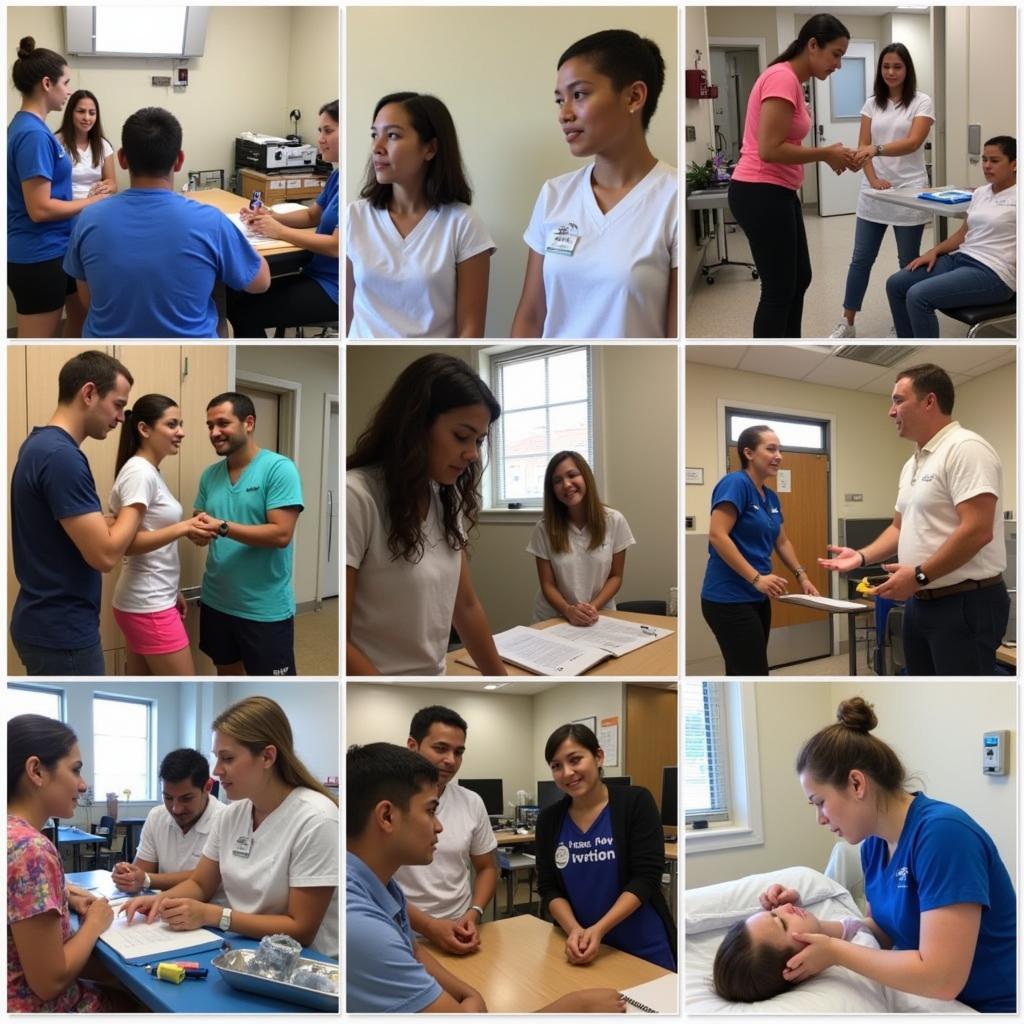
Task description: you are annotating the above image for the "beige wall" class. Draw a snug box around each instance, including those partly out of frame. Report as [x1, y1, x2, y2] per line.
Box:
[686, 681, 1017, 889]
[346, 7, 678, 337]
[956, 363, 1018, 517]
[346, 345, 677, 633]
[6, 6, 338, 328]
[235, 345, 338, 607]
[531, 681, 625, 778]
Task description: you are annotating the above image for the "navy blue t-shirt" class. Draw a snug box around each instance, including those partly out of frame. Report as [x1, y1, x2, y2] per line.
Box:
[10, 427, 103, 649]
[861, 792, 1016, 1013]
[556, 805, 676, 971]
[701, 470, 783, 602]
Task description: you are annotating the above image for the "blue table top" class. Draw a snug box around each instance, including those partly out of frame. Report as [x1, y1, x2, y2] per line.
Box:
[67, 871, 337, 1014]
[58, 827, 103, 844]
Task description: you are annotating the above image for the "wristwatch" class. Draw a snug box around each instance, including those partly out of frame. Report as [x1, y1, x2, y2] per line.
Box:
[217, 519, 230, 537]
[219, 906, 233, 931]
[914, 565, 930, 586]
[875, 143, 885, 156]
[143, 872, 152, 890]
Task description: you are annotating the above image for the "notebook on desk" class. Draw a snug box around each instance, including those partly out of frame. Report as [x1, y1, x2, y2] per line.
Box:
[99, 916, 222, 965]
[622, 973, 678, 1014]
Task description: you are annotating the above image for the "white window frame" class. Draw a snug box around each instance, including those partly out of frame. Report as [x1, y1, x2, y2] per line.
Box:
[92, 693, 156, 801]
[477, 346, 604, 521]
[685, 681, 765, 853]
[6, 684, 66, 722]
[684, 681, 730, 824]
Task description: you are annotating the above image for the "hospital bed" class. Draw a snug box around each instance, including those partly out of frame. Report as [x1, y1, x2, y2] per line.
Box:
[685, 865, 976, 1014]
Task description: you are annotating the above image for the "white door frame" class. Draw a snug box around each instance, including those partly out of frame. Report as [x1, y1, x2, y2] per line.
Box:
[317, 393, 339, 602]
[233, 370, 302, 459]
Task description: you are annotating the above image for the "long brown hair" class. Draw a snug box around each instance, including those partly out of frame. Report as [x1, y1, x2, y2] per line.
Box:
[212, 696, 337, 806]
[57, 89, 108, 169]
[542, 451, 606, 554]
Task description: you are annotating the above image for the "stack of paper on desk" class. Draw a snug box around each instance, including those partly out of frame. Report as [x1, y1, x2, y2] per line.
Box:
[777, 594, 868, 613]
[99, 916, 222, 965]
[622, 973, 679, 1014]
[456, 617, 673, 676]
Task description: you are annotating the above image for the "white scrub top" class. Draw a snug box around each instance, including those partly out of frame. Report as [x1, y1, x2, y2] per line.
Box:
[136, 798, 227, 904]
[203, 787, 339, 958]
[958, 183, 1016, 291]
[394, 782, 497, 921]
[347, 466, 462, 675]
[523, 160, 678, 338]
[347, 199, 496, 338]
[526, 507, 635, 622]
[856, 93, 934, 226]
[64, 137, 113, 201]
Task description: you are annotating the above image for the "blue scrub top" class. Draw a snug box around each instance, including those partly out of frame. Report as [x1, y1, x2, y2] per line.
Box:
[556, 805, 676, 971]
[701, 470, 783, 602]
[861, 792, 1016, 1013]
[303, 168, 339, 303]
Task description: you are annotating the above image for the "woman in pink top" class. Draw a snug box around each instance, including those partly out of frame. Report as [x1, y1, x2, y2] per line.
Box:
[728, 14, 859, 337]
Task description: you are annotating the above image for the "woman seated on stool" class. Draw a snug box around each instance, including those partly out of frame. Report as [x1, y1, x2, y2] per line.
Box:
[885, 136, 1015, 338]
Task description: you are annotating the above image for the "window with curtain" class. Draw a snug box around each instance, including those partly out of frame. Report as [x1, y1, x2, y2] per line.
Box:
[92, 695, 153, 801]
[684, 680, 730, 824]
[486, 346, 592, 509]
[6, 684, 64, 723]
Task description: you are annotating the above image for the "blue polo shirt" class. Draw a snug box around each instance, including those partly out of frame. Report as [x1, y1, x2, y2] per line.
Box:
[10, 427, 103, 649]
[701, 471, 783, 602]
[8, 110, 73, 263]
[304, 169, 338, 303]
[63, 188, 263, 337]
[557, 806, 676, 971]
[195, 449, 303, 621]
[346, 851, 442, 1013]
[861, 792, 1016, 1013]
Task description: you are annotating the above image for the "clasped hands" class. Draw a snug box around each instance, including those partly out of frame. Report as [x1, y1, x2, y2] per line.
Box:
[185, 512, 222, 547]
[823, 143, 874, 176]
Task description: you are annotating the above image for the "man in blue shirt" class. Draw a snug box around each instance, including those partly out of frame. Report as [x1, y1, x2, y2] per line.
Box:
[10, 350, 142, 674]
[191, 392, 303, 675]
[63, 107, 270, 337]
[346, 742, 626, 1014]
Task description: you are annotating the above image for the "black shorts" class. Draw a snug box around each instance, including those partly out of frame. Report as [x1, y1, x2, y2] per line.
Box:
[7, 257, 77, 315]
[198, 602, 296, 676]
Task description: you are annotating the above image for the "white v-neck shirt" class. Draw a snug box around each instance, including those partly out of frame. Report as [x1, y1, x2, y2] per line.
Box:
[347, 199, 496, 338]
[523, 160, 678, 338]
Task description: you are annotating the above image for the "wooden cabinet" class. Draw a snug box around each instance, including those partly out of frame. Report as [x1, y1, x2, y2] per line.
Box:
[8, 345, 230, 675]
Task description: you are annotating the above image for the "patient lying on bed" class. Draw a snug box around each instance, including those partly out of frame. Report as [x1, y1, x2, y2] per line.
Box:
[713, 884, 871, 1002]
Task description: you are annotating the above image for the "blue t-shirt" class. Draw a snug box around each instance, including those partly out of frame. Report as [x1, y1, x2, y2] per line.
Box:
[861, 792, 1016, 1013]
[346, 851, 442, 1013]
[7, 110, 73, 263]
[10, 427, 103, 649]
[63, 188, 263, 337]
[556, 805, 676, 971]
[195, 449, 303, 621]
[700, 470, 783, 603]
[303, 168, 339, 303]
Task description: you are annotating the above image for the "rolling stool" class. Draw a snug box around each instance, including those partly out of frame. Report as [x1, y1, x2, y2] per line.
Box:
[939, 300, 1016, 338]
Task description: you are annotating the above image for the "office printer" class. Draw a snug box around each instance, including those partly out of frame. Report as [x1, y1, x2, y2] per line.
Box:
[235, 132, 317, 172]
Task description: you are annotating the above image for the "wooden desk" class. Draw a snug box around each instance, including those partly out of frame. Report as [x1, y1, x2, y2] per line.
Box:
[492, 830, 535, 846]
[997, 644, 1016, 668]
[185, 188, 300, 259]
[446, 611, 678, 677]
[423, 915, 673, 1012]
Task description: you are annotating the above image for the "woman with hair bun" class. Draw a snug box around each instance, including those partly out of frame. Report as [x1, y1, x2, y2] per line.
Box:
[511, 29, 678, 338]
[8, 37, 111, 339]
[700, 424, 819, 675]
[746, 697, 1015, 1012]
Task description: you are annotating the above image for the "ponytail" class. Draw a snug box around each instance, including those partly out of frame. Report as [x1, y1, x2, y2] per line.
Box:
[114, 394, 179, 475]
[769, 14, 850, 67]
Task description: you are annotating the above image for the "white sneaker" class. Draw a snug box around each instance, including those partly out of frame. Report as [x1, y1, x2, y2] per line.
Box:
[829, 320, 856, 338]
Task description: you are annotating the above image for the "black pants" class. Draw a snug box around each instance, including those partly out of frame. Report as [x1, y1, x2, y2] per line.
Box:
[728, 179, 812, 338]
[902, 583, 1010, 675]
[226, 275, 338, 338]
[701, 598, 772, 675]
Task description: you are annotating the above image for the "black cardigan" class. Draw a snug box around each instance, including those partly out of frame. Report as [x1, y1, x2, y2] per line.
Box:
[534, 783, 676, 961]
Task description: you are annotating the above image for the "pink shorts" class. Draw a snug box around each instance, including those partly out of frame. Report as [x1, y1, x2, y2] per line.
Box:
[113, 606, 189, 656]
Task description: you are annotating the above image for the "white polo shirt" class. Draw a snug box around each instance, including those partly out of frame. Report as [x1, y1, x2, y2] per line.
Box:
[895, 421, 1006, 587]
[136, 797, 226, 905]
[347, 199, 496, 338]
[523, 160, 678, 338]
[959, 183, 1016, 292]
[393, 781, 497, 921]
[203, 787, 339, 958]
[347, 466, 462, 675]
[526, 507, 635, 622]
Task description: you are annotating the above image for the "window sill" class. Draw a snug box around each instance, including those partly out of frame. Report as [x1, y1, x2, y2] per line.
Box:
[479, 508, 541, 525]
[685, 821, 763, 854]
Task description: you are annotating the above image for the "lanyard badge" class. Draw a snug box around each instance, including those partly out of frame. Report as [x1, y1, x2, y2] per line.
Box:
[545, 222, 581, 256]
[232, 835, 253, 858]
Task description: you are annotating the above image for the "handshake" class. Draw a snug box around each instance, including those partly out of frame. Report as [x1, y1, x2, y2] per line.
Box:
[823, 143, 875, 175]
[184, 512, 223, 547]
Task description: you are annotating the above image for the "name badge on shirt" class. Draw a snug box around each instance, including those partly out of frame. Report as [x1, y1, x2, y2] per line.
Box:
[545, 223, 580, 256]
[232, 835, 253, 858]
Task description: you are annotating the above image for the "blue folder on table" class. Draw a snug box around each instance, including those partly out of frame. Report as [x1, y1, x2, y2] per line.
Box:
[917, 189, 972, 204]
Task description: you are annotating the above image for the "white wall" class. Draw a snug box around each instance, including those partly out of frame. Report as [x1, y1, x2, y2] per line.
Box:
[346, 7, 678, 337]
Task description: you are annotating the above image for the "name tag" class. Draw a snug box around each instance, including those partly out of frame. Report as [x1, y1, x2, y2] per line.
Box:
[232, 835, 253, 858]
[545, 224, 580, 256]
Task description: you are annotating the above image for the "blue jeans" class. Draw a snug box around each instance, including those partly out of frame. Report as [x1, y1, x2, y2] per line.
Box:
[13, 638, 106, 676]
[842, 218, 925, 312]
[886, 252, 1015, 337]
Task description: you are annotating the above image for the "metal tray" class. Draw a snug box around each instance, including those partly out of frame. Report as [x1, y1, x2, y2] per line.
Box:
[211, 949, 339, 1012]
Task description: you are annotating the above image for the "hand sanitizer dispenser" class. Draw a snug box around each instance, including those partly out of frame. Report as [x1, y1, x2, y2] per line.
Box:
[982, 731, 1009, 775]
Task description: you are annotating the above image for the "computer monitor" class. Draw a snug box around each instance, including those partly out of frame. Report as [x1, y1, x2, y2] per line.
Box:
[660, 766, 677, 827]
[605, 775, 631, 787]
[537, 780, 560, 809]
[838, 518, 894, 580]
[458, 779, 503, 816]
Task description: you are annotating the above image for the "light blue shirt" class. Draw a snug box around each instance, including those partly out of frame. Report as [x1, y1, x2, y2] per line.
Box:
[345, 851, 442, 1013]
[195, 449, 303, 621]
